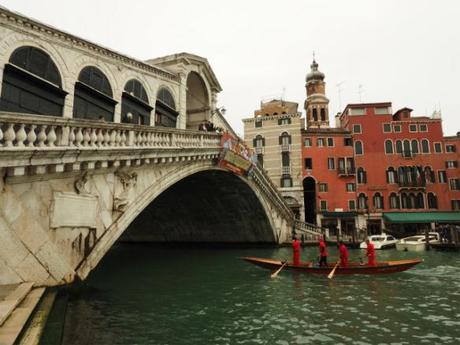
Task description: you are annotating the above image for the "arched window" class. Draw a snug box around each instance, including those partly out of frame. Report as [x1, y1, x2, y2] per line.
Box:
[355, 140, 363, 155]
[155, 88, 178, 127]
[421, 139, 430, 153]
[387, 167, 397, 184]
[73, 66, 115, 121]
[121, 79, 152, 125]
[0, 46, 66, 116]
[253, 135, 265, 147]
[357, 167, 367, 184]
[411, 139, 419, 154]
[385, 140, 394, 154]
[428, 193, 438, 209]
[415, 192, 425, 209]
[403, 140, 411, 157]
[279, 132, 291, 146]
[373, 192, 384, 209]
[389, 193, 400, 209]
[401, 193, 408, 209]
[396, 140, 403, 154]
[408, 193, 416, 209]
[320, 108, 326, 121]
[312, 108, 318, 121]
[358, 193, 367, 209]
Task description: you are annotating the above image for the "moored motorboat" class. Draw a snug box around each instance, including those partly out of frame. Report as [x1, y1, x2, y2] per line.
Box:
[241, 256, 422, 275]
[359, 233, 398, 250]
[395, 232, 441, 252]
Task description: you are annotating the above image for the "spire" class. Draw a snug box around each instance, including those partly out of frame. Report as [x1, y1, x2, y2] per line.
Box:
[306, 56, 325, 83]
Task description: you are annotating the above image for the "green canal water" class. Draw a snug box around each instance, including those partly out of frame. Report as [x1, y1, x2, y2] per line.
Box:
[41, 244, 460, 345]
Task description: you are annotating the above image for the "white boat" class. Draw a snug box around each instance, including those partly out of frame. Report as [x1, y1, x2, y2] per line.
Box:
[395, 232, 441, 252]
[359, 233, 398, 250]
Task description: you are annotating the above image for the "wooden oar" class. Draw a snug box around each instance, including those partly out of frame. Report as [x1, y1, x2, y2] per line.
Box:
[270, 261, 288, 279]
[327, 261, 340, 279]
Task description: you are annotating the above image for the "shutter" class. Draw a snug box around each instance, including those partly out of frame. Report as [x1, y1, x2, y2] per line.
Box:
[386, 170, 389, 183]
[288, 118, 292, 124]
[253, 138, 256, 147]
[445, 161, 449, 168]
[279, 136, 282, 145]
[288, 135, 292, 144]
[262, 137, 265, 146]
[364, 171, 367, 183]
[278, 119, 282, 125]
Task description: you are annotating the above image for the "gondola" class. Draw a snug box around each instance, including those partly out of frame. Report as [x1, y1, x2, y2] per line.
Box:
[241, 256, 422, 275]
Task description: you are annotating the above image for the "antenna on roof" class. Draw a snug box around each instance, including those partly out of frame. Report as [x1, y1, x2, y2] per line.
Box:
[358, 84, 364, 102]
[336, 81, 344, 111]
[281, 87, 286, 101]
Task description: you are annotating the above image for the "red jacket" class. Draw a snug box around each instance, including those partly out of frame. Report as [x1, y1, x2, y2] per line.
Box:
[319, 240, 327, 257]
[292, 239, 300, 253]
[339, 244, 349, 262]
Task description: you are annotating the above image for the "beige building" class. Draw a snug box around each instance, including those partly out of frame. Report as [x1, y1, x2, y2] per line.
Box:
[243, 100, 304, 219]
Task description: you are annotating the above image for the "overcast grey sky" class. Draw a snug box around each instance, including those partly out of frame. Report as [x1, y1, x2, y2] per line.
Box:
[2, 0, 459, 136]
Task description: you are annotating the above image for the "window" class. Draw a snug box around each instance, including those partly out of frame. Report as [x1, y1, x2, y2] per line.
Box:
[348, 200, 356, 210]
[317, 138, 325, 147]
[255, 119, 262, 128]
[373, 193, 384, 209]
[393, 124, 401, 133]
[353, 124, 362, 133]
[411, 140, 419, 154]
[421, 139, 430, 153]
[452, 200, 460, 211]
[349, 108, 365, 116]
[446, 161, 458, 169]
[312, 108, 318, 121]
[320, 108, 326, 121]
[346, 183, 356, 192]
[358, 193, 367, 209]
[279, 118, 291, 125]
[401, 193, 409, 209]
[438, 170, 447, 183]
[387, 167, 397, 184]
[327, 158, 335, 170]
[281, 152, 290, 167]
[121, 79, 151, 125]
[304, 138, 312, 147]
[256, 154, 263, 167]
[346, 158, 355, 173]
[344, 138, 353, 146]
[385, 140, 393, 154]
[446, 144, 456, 153]
[279, 132, 291, 147]
[402, 140, 412, 157]
[357, 168, 367, 184]
[155, 88, 178, 127]
[450, 178, 460, 190]
[434, 142, 442, 153]
[281, 175, 292, 188]
[375, 107, 391, 115]
[320, 200, 328, 211]
[415, 193, 425, 209]
[424, 167, 435, 184]
[319, 183, 328, 192]
[383, 123, 391, 133]
[1, 46, 67, 117]
[419, 124, 428, 132]
[327, 138, 334, 147]
[305, 158, 312, 170]
[253, 135, 265, 148]
[395, 140, 403, 154]
[409, 124, 417, 132]
[354, 141, 363, 155]
[428, 193, 438, 209]
[389, 193, 400, 209]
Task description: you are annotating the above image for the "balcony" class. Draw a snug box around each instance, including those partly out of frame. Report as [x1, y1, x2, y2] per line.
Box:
[281, 166, 291, 175]
[398, 181, 426, 189]
[401, 150, 416, 159]
[280, 144, 291, 152]
[338, 167, 356, 176]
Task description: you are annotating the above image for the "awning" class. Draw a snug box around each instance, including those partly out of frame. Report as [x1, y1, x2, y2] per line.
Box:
[322, 211, 357, 218]
[383, 212, 460, 224]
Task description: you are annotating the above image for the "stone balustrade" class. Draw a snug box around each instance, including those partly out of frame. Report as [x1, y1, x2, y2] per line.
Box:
[293, 219, 324, 240]
[0, 112, 220, 150]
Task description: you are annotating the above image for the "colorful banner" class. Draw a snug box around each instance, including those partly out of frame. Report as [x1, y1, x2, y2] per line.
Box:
[219, 133, 254, 175]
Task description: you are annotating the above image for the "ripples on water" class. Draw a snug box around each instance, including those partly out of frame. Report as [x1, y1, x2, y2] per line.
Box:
[46, 245, 460, 345]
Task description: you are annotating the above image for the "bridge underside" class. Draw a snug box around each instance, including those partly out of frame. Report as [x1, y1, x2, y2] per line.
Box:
[120, 170, 275, 243]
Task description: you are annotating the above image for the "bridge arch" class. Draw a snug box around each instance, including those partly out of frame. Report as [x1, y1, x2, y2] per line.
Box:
[77, 164, 277, 280]
[186, 71, 210, 130]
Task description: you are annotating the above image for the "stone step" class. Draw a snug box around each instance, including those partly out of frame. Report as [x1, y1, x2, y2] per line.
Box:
[0, 288, 45, 345]
[0, 283, 34, 327]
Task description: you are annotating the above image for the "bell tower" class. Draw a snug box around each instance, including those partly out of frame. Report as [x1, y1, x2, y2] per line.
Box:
[304, 57, 330, 128]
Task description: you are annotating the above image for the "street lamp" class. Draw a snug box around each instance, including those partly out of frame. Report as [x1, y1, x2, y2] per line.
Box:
[211, 106, 226, 118]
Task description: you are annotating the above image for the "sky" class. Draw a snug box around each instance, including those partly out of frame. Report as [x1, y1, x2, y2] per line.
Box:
[1, 0, 459, 136]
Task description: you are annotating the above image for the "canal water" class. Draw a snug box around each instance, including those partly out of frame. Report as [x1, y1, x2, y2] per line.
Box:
[41, 244, 460, 345]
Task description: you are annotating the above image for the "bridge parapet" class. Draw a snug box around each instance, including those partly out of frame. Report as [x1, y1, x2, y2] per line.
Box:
[293, 219, 325, 241]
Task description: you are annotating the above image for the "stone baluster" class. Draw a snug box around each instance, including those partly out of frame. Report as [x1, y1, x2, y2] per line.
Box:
[47, 126, 57, 147]
[0, 123, 3, 145]
[103, 129, 110, 146]
[69, 127, 76, 147]
[27, 124, 37, 147]
[121, 131, 127, 146]
[82, 128, 91, 147]
[16, 123, 27, 147]
[37, 125, 47, 147]
[90, 128, 98, 147]
[75, 127, 83, 147]
[115, 130, 121, 147]
[96, 128, 104, 147]
[109, 129, 117, 147]
[4, 123, 16, 147]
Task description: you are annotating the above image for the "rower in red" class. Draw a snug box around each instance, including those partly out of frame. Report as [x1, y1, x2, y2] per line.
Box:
[365, 238, 376, 266]
[292, 236, 301, 265]
[318, 236, 328, 267]
[339, 241, 348, 267]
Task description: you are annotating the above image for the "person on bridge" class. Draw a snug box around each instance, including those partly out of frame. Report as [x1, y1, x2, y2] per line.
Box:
[365, 238, 376, 266]
[339, 241, 349, 267]
[318, 236, 328, 267]
[292, 236, 301, 266]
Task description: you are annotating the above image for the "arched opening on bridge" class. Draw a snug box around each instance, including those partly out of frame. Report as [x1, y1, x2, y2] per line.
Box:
[303, 177, 316, 224]
[186, 71, 209, 130]
[120, 170, 275, 243]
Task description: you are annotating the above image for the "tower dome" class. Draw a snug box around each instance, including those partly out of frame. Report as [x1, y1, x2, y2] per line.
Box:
[306, 59, 325, 83]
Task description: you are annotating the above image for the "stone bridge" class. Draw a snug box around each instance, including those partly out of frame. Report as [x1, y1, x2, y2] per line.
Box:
[0, 113, 322, 286]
